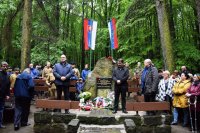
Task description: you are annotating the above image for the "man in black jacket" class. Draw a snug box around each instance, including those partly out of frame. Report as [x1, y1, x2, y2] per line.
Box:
[0, 61, 10, 129]
[141, 59, 159, 115]
[112, 58, 129, 114]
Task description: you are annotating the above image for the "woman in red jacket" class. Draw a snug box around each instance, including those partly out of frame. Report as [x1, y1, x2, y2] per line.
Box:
[186, 74, 200, 132]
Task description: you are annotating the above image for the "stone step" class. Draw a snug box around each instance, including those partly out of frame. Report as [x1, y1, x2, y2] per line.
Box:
[77, 124, 126, 133]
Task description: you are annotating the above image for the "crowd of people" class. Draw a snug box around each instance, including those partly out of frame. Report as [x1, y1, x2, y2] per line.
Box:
[0, 55, 199, 132]
[130, 59, 200, 131]
[0, 54, 91, 131]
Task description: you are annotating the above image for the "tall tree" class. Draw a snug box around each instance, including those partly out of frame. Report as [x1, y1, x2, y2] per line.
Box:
[21, 0, 32, 70]
[1, 1, 23, 62]
[155, 0, 174, 72]
[196, 0, 200, 32]
[166, 0, 175, 40]
[195, 0, 200, 48]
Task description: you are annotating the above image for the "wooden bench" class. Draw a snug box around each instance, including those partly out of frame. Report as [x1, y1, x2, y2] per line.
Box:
[34, 79, 46, 86]
[127, 80, 140, 93]
[69, 87, 76, 92]
[35, 99, 79, 109]
[36, 99, 169, 112]
[34, 79, 49, 98]
[69, 80, 77, 92]
[34, 86, 49, 91]
[126, 102, 170, 111]
[70, 80, 77, 86]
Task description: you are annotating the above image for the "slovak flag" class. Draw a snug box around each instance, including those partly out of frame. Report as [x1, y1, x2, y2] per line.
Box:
[108, 18, 119, 49]
[84, 18, 97, 50]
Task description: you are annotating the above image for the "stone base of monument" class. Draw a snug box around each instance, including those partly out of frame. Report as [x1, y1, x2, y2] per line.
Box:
[77, 124, 126, 133]
[34, 109, 172, 133]
[77, 109, 117, 125]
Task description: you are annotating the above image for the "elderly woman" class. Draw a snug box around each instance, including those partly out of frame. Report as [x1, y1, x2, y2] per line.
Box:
[186, 74, 200, 131]
[171, 72, 191, 127]
[156, 70, 176, 113]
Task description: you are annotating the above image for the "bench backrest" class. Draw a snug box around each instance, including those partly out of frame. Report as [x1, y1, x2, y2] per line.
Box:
[34, 86, 49, 91]
[35, 99, 79, 109]
[34, 79, 46, 86]
[69, 87, 76, 92]
[34, 79, 48, 92]
[127, 79, 140, 92]
[70, 80, 77, 86]
[126, 102, 170, 111]
[36, 99, 169, 111]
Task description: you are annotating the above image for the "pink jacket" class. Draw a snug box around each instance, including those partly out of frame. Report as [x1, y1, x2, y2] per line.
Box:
[187, 82, 200, 96]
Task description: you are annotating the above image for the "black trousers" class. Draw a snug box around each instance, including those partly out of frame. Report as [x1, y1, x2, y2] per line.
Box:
[165, 95, 172, 113]
[114, 84, 127, 111]
[144, 93, 156, 102]
[56, 85, 70, 112]
[56, 85, 70, 100]
[14, 97, 31, 126]
[144, 93, 156, 115]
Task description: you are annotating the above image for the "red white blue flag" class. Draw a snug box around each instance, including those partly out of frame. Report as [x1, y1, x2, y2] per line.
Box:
[84, 18, 97, 50]
[108, 18, 119, 49]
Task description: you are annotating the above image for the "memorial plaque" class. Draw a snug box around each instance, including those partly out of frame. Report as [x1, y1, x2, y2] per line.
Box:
[96, 78, 112, 97]
[96, 78, 112, 89]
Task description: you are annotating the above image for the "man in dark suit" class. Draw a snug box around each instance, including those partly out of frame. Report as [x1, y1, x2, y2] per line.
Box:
[112, 58, 129, 114]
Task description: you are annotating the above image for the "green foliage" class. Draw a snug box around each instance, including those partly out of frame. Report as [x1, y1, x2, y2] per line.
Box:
[31, 38, 81, 65]
[0, 0, 200, 73]
[174, 41, 200, 72]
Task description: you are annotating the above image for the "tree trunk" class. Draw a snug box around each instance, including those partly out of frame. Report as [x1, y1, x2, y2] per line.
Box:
[91, 0, 94, 18]
[54, 0, 60, 35]
[155, 0, 174, 72]
[1, 18, 12, 61]
[66, 0, 71, 39]
[104, 1, 109, 57]
[36, 0, 58, 37]
[62, 7, 67, 40]
[195, 0, 200, 49]
[1, 1, 23, 62]
[193, 6, 200, 48]
[21, 0, 32, 70]
[81, 0, 85, 70]
[166, 0, 176, 40]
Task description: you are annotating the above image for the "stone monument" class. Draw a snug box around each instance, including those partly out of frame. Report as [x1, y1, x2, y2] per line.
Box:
[84, 57, 114, 98]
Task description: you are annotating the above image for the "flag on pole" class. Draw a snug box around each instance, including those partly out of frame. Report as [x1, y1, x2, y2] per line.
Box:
[84, 18, 97, 50]
[108, 18, 119, 49]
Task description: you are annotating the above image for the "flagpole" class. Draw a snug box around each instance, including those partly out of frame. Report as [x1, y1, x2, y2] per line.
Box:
[90, 49, 92, 70]
[111, 48, 113, 58]
[81, 0, 85, 71]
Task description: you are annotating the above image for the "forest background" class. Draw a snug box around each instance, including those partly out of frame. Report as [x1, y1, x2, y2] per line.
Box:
[0, 0, 199, 73]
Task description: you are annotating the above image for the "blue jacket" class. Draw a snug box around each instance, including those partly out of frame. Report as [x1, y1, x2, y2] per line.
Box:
[30, 68, 39, 79]
[14, 72, 35, 99]
[76, 82, 85, 93]
[141, 66, 159, 94]
[81, 69, 91, 81]
[53, 62, 73, 86]
[70, 70, 78, 80]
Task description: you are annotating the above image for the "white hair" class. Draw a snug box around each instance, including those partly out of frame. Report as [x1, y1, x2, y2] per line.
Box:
[144, 59, 152, 64]
[163, 70, 170, 77]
